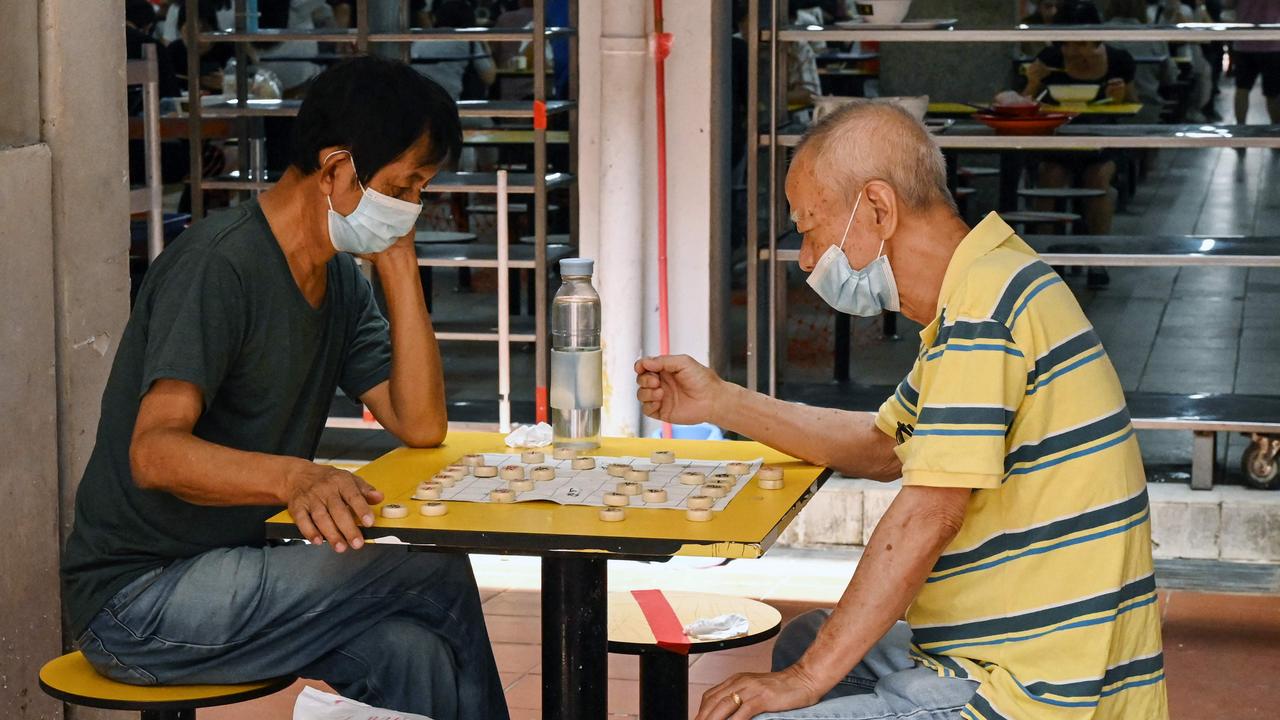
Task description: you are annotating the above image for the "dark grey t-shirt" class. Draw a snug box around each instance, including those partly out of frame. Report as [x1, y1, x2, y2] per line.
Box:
[61, 202, 392, 636]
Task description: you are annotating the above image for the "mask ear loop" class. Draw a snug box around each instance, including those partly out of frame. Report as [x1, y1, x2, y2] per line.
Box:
[320, 150, 366, 213]
[836, 190, 864, 251]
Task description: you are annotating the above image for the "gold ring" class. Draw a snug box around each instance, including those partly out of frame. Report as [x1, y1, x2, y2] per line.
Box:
[732, 691, 743, 707]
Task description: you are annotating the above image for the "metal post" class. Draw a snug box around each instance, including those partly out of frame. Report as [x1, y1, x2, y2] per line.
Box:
[235, 0, 250, 195]
[141, 45, 164, 262]
[639, 652, 689, 720]
[745, 0, 760, 391]
[356, 0, 370, 54]
[498, 171, 512, 432]
[533, 1, 550, 423]
[186, 0, 205, 219]
[766, 0, 780, 397]
[1191, 431, 1217, 490]
[542, 555, 608, 719]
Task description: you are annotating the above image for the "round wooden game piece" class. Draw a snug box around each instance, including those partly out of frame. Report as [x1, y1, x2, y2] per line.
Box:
[509, 479, 535, 493]
[412, 482, 442, 501]
[521, 450, 546, 464]
[643, 488, 668, 503]
[650, 450, 675, 464]
[500, 464, 525, 481]
[420, 501, 448, 517]
[624, 468, 650, 483]
[530, 465, 557, 481]
[571, 457, 596, 470]
[686, 495, 713, 510]
[489, 488, 516, 503]
[711, 472, 735, 485]
[599, 507, 626, 522]
[726, 462, 751, 476]
[474, 465, 499, 478]
[446, 464, 467, 474]
[616, 481, 643, 496]
[606, 463, 631, 478]
[553, 447, 578, 460]
[758, 478, 785, 490]
[380, 503, 409, 519]
[462, 454, 484, 467]
[679, 471, 706, 486]
[602, 492, 629, 507]
[702, 483, 729, 498]
[686, 508, 713, 522]
[756, 465, 783, 482]
[431, 473, 457, 488]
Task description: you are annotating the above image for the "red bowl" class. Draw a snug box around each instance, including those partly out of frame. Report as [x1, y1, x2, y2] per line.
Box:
[974, 112, 1075, 136]
[989, 102, 1042, 117]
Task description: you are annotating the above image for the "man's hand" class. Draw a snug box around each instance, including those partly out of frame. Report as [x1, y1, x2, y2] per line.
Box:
[1025, 59, 1052, 87]
[634, 355, 730, 426]
[1104, 78, 1127, 102]
[357, 233, 418, 267]
[284, 463, 385, 553]
[695, 666, 824, 720]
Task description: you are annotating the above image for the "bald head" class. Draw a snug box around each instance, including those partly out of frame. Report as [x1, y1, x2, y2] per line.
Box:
[795, 100, 953, 213]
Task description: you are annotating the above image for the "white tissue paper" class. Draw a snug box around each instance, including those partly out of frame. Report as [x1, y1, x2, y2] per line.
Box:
[505, 422, 553, 448]
[294, 686, 434, 720]
[684, 613, 750, 641]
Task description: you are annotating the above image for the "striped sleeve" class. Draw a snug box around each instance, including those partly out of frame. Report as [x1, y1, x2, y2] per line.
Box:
[875, 361, 923, 441]
[898, 317, 1027, 489]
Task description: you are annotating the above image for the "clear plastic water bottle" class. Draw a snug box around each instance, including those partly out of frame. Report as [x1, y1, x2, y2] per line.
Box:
[551, 258, 602, 449]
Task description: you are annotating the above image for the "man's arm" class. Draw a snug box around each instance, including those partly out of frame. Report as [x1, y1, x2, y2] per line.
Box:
[635, 355, 901, 480]
[695, 485, 971, 720]
[131, 379, 384, 553]
[359, 237, 448, 448]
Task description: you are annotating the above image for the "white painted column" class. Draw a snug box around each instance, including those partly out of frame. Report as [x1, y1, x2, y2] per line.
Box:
[578, 1, 723, 438]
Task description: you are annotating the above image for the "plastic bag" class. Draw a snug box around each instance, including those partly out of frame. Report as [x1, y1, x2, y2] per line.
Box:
[293, 686, 435, 720]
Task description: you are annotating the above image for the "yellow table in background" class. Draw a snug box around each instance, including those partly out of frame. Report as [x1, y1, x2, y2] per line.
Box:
[927, 101, 1144, 117]
[266, 431, 831, 720]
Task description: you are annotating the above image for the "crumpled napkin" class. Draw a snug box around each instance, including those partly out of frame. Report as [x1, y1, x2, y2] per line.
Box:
[505, 423, 553, 448]
[293, 686, 434, 720]
[684, 613, 749, 641]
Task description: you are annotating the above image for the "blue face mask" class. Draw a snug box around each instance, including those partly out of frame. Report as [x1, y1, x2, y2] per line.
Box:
[804, 190, 901, 316]
[324, 150, 423, 255]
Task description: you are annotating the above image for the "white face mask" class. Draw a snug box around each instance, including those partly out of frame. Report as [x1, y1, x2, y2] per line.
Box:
[804, 190, 901, 317]
[324, 150, 423, 255]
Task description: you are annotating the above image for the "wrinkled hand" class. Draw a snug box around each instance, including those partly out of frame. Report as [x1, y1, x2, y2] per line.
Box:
[695, 666, 824, 720]
[634, 355, 726, 426]
[1104, 78, 1127, 102]
[285, 463, 384, 552]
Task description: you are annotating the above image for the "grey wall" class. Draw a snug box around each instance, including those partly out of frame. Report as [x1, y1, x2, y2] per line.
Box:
[1, 0, 129, 717]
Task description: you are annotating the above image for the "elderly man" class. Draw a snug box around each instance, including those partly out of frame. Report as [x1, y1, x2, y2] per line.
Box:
[61, 57, 506, 719]
[635, 102, 1167, 720]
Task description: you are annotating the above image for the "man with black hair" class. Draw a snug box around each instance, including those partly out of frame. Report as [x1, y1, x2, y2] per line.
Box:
[61, 57, 507, 720]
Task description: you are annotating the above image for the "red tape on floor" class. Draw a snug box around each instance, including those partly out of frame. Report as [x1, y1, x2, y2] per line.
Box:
[632, 589, 690, 654]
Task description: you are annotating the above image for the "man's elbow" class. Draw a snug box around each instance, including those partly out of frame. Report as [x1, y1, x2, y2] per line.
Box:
[129, 434, 163, 490]
[398, 420, 447, 449]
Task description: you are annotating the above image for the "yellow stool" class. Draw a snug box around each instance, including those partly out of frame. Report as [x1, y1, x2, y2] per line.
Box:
[608, 591, 782, 720]
[39, 651, 294, 719]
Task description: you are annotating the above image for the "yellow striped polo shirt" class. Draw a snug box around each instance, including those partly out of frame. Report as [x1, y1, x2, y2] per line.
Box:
[875, 213, 1168, 720]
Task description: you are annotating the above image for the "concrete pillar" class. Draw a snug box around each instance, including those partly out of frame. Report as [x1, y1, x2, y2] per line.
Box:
[0, 0, 129, 716]
[577, 1, 727, 437]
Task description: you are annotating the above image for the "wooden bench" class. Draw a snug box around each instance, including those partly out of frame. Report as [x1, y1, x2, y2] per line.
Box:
[39, 651, 293, 719]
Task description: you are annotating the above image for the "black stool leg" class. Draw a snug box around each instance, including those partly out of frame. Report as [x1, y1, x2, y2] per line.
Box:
[141, 709, 195, 720]
[639, 651, 689, 720]
[834, 313, 850, 382]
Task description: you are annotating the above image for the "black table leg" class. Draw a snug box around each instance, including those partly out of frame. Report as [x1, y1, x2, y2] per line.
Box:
[640, 651, 689, 720]
[834, 312, 851, 382]
[543, 556, 608, 719]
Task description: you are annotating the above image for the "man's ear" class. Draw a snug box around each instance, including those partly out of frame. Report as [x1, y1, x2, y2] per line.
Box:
[864, 180, 899, 241]
[316, 147, 348, 196]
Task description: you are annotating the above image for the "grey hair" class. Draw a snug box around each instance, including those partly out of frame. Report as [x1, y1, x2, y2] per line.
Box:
[796, 100, 955, 212]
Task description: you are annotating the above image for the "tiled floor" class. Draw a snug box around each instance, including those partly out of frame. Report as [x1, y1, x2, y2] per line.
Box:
[199, 551, 1280, 720]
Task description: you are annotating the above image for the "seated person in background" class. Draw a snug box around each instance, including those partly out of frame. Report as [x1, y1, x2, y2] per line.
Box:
[61, 57, 507, 720]
[1021, 0, 1135, 237]
[1104, 0, 1179, 123]
[1019, 0, 1062, 56]
[636, 101, 1167, 720]
[1149, 0, 1215, 121]
[412, 0, 497, 101]
[168, 0, 236, 94]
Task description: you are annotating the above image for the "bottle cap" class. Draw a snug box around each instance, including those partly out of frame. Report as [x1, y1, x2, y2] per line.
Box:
[560, 258, 594, 276]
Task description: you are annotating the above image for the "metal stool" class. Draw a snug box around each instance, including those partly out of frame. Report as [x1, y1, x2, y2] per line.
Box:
[608, 591, 782, 720]
[39, 651, 293, 719]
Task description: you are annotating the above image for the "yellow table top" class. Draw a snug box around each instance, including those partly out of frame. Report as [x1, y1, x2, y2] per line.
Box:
[463, 129, 570, 145]
[266, 432, 831, 559]
[928, 101, 1144, 116]
[607, 591, 782, 653]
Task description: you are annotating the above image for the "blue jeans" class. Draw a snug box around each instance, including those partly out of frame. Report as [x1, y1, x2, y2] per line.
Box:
[759, 611, 978, 720]
[76, 543, 508, 720]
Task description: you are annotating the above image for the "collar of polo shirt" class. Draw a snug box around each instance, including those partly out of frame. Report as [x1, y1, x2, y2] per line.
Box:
[934, 212, 1020, 317]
